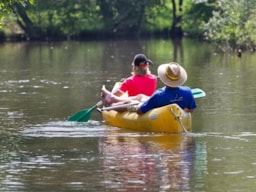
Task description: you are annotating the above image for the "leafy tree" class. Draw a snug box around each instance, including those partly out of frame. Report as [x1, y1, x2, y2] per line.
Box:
[7, 0, 167, 40]
[170, 0, 183, 38]
[183, 0, 216, 37]
[9, 0, 101, 40]
[0, 0, 33, 39]
[3, 0, 255, 49]
[2, 0, 203, 40]
[96, 0, 164, 38]
[0, 0, 33, 20]
[202, 0, 256, 50]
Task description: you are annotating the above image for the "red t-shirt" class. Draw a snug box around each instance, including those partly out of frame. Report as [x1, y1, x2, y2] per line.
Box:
[119, 74, 157, 96]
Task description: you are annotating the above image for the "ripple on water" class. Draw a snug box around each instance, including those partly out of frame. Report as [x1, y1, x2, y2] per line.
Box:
[21, 120, 119, 138]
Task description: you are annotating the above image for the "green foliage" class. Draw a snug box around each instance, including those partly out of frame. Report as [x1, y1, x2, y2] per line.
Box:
[10, 0, 167, 39]
[1, 0, 207, 39]
[143, 2, 171, 32]
[0, 0, 33, 17]
[26, 0, 101, 36]
[1, 0, 256, 50]
[96, 0, 164, 36]
[0, 0, 33, 29]
[202, 0, 256, 49]
[183, 0, 216, 37]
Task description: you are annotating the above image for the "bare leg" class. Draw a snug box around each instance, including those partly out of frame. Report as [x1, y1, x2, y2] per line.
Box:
[101, 85, 130, 106]
[129, 94, 149, 102]
[101, 85, 149, 107]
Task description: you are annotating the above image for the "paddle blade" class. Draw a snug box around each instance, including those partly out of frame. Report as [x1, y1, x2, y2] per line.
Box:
[192, 88, 206, 99]
[67, 105, 97, 122]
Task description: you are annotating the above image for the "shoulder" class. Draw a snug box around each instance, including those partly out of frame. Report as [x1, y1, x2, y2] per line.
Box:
[121, 76, 134, 83]
[146, 74, 157, 80]
[179, 86, 194, 97]
[179, 86, 192, 92]
[153, 87, 166, 96]
[124, 75, 134, 80]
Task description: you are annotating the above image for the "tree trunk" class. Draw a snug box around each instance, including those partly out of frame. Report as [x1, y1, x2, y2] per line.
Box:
[170, 0, 183, 39]
[11, 3, 40, 40]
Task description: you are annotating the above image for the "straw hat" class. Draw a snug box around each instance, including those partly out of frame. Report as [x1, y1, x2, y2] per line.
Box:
[157, 62, 187, 87]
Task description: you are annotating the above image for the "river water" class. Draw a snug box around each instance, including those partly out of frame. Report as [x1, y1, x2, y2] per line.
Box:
[0, 39, 256, 191]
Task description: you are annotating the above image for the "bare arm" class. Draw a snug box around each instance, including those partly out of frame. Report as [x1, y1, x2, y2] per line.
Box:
[184, 108, 193, 113]
[136, 107, 143, 114]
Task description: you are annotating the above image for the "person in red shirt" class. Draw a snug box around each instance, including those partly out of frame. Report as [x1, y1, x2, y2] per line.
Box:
[101, 54, 157, 106]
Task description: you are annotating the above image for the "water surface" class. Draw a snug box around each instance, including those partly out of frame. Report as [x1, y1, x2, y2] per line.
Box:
[0, 39, 256, 191]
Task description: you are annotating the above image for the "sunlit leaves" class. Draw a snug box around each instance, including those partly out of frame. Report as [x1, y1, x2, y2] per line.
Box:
[0, 0, 33, 28]
[202, 0, 256, 49]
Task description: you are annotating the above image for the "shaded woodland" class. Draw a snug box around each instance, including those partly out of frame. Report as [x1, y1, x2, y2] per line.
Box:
[0, 0, 256, 50]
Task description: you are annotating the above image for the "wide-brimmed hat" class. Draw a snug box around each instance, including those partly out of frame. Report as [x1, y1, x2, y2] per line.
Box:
[157, 62, 187, 87]
[133, 54, 153, 67]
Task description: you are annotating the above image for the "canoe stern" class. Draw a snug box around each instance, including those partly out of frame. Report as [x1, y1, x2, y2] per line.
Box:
[102, 104, 192, 133]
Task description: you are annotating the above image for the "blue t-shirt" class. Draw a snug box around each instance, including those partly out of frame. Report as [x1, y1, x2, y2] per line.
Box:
[140, 86, 197, 113]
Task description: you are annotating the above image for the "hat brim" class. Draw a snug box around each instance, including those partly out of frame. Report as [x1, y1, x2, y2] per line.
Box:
[157, 63, 187, 87]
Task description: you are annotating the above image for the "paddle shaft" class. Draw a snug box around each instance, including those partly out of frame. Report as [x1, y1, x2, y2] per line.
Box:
[100, 101, 139, 111]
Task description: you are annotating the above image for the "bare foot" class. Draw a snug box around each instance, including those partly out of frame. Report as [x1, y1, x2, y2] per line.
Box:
[101, 85, 113, 107]
[101, 85, 137, 107]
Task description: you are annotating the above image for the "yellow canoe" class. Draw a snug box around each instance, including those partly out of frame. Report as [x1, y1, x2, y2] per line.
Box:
[102, 103, 192, 134]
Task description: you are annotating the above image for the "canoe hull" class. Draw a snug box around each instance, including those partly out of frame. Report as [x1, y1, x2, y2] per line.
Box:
[102, 104, 192, 133]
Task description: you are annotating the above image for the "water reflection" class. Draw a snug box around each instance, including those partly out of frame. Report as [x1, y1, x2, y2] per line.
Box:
[2, 120, 256, 191]
[99, 132, 207, 191]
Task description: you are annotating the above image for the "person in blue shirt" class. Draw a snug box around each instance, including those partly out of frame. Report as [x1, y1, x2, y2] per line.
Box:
[136, 62, 197, 114]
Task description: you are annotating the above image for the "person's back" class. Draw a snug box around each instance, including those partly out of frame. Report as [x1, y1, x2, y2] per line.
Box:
[139, 86, 196, 113]
[137, 62, 197, 114]
[119, 74, 157, 97]
[113, 54, 157, 97]
[101, 54, 157, 107]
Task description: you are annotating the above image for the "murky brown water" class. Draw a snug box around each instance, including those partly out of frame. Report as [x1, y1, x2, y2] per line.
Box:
[1, 39, 256, 191]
